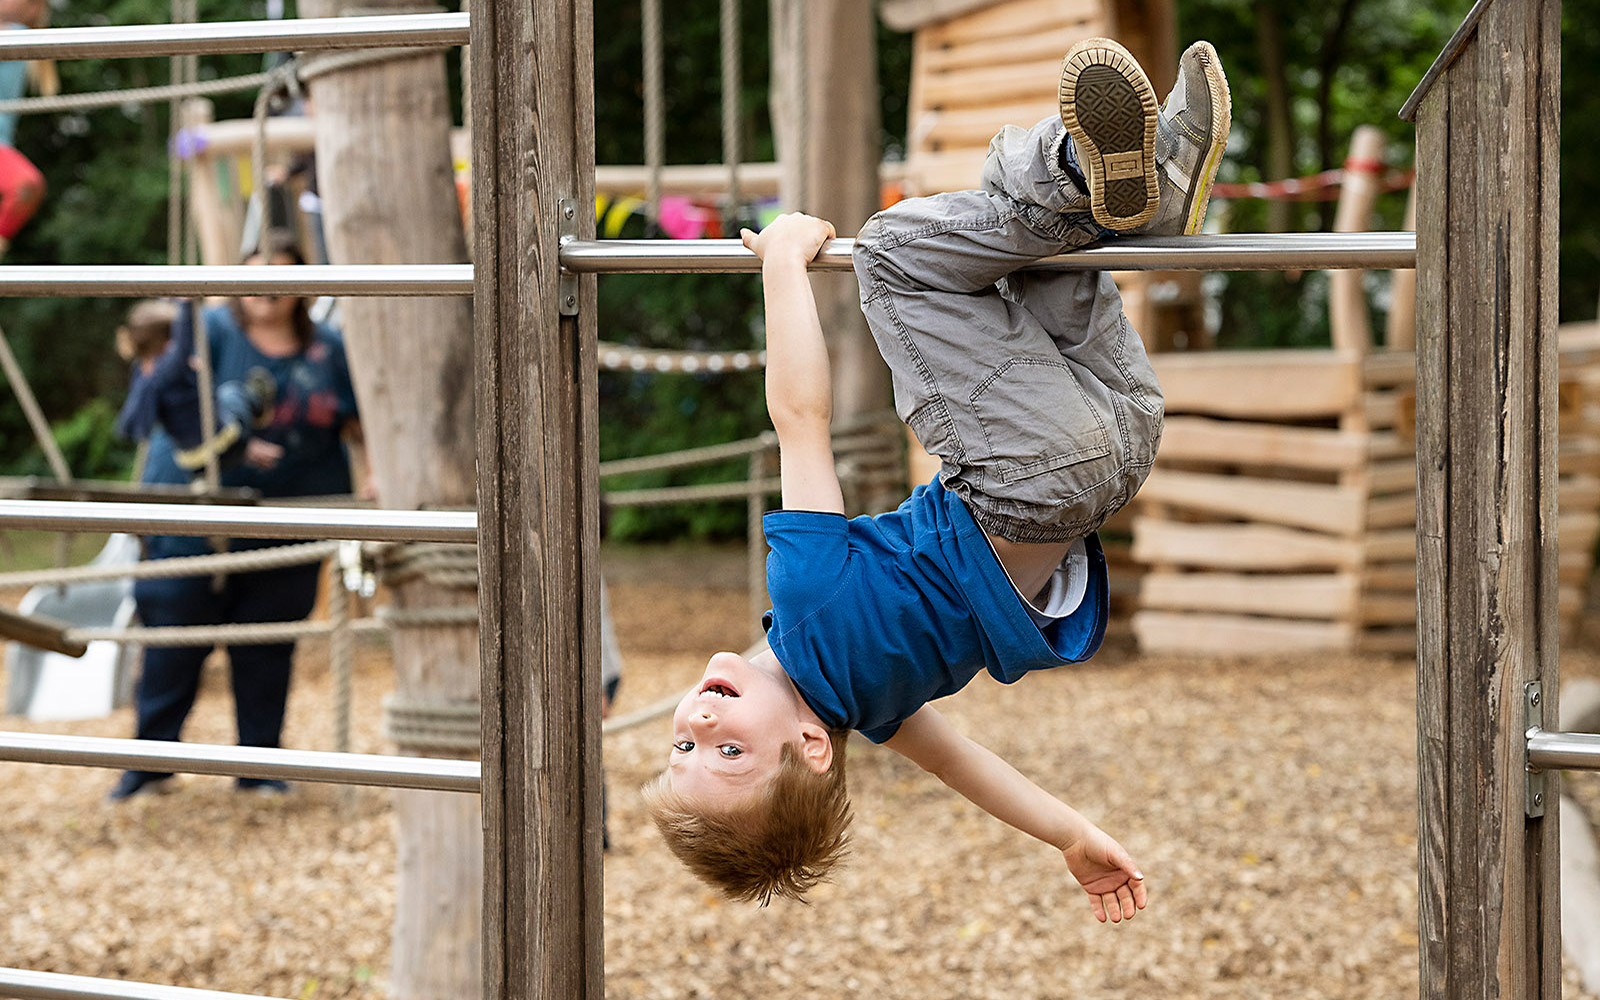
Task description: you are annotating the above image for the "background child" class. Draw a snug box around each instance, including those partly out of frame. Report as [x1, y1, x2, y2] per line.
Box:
[113, 298, 276, 474]
[646, 38, 1229, 915]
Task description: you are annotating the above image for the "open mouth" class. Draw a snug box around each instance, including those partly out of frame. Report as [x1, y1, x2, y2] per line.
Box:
[698, 678, 740, 698]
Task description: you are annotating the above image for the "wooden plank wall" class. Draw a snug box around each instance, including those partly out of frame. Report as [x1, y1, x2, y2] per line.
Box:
[1413, 0, 1561, 997]
[1129, 349, 1417, 654]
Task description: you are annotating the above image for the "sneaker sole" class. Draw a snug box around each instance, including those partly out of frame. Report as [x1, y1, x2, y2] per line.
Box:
[1179, 41, 1232, 236]
[1059, 38, 1160, 231]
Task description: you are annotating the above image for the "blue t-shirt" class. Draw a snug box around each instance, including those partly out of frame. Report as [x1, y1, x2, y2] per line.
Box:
[141, 304, 359, 557]
[762, 476, 1108, 744]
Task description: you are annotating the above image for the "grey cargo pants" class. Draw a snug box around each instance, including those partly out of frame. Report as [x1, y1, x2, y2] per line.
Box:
[852, 116, 1164, 543]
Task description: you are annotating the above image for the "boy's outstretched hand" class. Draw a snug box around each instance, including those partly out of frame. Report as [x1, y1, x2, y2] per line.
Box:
[740, 213, 836, 266]
[1062, 827, 1148, 924]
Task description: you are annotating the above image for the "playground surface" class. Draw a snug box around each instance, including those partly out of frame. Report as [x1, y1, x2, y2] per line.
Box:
[4, 542, 1600, 1000]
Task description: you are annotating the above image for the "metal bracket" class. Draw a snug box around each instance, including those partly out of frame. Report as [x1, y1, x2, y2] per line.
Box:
[558, 198, 580, 316]
[1526, 681, 1546, 818]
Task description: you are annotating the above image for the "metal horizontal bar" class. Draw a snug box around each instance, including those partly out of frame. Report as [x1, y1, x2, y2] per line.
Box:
[559, 232, 1418, 274]
[0, 499, 476, 542]
[0, 264, 471, 297]
[0, 12, 468, 60]
[1527, 729, 1600, 772]
[0, 968, 285, 1000]
[0, 731, 479, 792]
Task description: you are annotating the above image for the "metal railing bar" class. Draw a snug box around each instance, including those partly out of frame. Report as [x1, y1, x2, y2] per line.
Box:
[559, 232, 1419, 273]
[0, 12, 469, 60]
[0, 264, 471, 297]
[0, 499, 476, 542]
[0, 968, 286, 1000]
[1527, 729, 1600, 772]
[0, 732, 480, 792]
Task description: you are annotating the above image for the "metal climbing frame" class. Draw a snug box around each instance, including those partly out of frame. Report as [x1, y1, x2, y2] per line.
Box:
[0, 5, 1586, 1000]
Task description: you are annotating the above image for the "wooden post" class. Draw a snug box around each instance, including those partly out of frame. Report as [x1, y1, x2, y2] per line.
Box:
[1409, 0, 1561, 997]
[473, 3, 602, 1000]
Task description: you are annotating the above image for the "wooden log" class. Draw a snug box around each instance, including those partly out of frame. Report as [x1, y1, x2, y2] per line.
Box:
[918, 59, 1060, 110]
[1386, 186, 1419, 350]
[0, 605, 86, 658]
[1130, 516, 1363, 570]
[1156, 416, 1371, 471]
[922, 0, 1102, 48]
[1412, 2, 1563, 995]
[1151, 350, 1362, 419]
[1328, 126, 1387, 354]
[1358, 627, 1417, 654]
[1139, 571, 1358, 619]
[1365, 528, 1416, 563]
[1367, 492, 1418, 530]
[1360, 591, 1419, 626]
[1132, 609, 1356, 654]
[920, 101, 1060, 150]
[1137, 467, 1367, 535]
[1363, 349, 1418, 388]
[1364, 562, 1418, 590]
[921, 24, 1087, 74]
[1369, 458, 1418, 494]
[473, 1, 603, 999]
[303, 3, 486, 994]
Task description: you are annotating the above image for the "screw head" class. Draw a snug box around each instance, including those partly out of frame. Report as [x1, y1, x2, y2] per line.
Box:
[1532, 690, 1542, 705]
[565, 294, 577, 307]
[563, 204, 576, 220]
[1535, 792, 1544, 806]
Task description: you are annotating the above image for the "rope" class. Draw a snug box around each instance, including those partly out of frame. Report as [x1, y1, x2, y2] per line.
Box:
[370, 542, 478, 588]
[598, 340, 764, 373]
[0, 539, 337, 589]
[0, 324, 71, 484]
[378, 605, 480, 628]
[0, 72, 275, 115]
[384, 697, 480, 753]
[67, 617, 386, 647]
[793, 0, 808, 212]
[328, 558, 353, 756]
[720, 0, 740, 212]
[599, 432, 775, 477]
[606, 478, 782, 508]
[642, 0, 664, 223]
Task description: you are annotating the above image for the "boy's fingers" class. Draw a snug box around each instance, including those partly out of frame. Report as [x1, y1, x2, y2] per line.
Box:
[1132, 877, 1148, 909]
[1116, 884, 1136, 920]
[740, 228, 756, 250]
[1088, 894, 1106, 923]
[1102, 892, 1121, 922]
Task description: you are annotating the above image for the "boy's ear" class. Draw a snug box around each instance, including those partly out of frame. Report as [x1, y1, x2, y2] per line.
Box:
[798, 722, 834, 774]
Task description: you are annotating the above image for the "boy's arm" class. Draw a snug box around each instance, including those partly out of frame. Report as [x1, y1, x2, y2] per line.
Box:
[883, 703, 1147, 923]
[743, 215, 844, 515]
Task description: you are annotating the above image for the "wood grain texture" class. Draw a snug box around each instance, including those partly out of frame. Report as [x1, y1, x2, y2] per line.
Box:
[473, 3, 602, 1000]
[1414, 2, 1561, 995]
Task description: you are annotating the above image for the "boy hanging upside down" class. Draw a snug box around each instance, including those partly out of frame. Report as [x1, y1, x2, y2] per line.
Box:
[645, 38, 1231, 916]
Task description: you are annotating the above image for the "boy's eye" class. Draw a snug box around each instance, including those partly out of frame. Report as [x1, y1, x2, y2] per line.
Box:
[672, 740, 693, 753]
[718, 745, 743, 758]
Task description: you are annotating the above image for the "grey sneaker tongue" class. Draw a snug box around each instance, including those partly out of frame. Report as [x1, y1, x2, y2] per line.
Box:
[1155, 113, 1181, 167]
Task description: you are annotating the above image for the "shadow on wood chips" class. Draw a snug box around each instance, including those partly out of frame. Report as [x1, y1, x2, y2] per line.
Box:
[5, 543, 1600, 999]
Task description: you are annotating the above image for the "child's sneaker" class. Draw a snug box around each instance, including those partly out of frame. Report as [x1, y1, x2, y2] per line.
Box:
[1135, 41, 1232, 236]
[1058, 37, 1160, 231]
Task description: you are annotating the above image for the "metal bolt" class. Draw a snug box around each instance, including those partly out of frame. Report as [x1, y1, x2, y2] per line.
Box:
[1535, 792, 1544, 807]
[565, 294, 576, 308]
[1532, 690, 1542, 706]
[563, 204, 575, 220]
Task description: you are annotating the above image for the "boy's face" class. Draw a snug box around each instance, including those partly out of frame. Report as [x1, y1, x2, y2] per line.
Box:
[666, 650, 811, 808]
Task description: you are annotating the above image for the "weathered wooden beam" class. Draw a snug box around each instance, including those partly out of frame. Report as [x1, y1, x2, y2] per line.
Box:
[1413, 1, 1562, 997]
[473, 2, 602, 1000]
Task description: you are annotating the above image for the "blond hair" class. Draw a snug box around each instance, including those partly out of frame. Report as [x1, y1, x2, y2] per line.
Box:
[643, 734, 852, 904]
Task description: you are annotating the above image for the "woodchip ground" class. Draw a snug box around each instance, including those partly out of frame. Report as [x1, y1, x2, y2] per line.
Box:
[5, 543, 1600, 1000]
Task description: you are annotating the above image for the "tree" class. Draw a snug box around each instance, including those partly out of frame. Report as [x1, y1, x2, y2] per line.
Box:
[298, 3, 480, 998]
